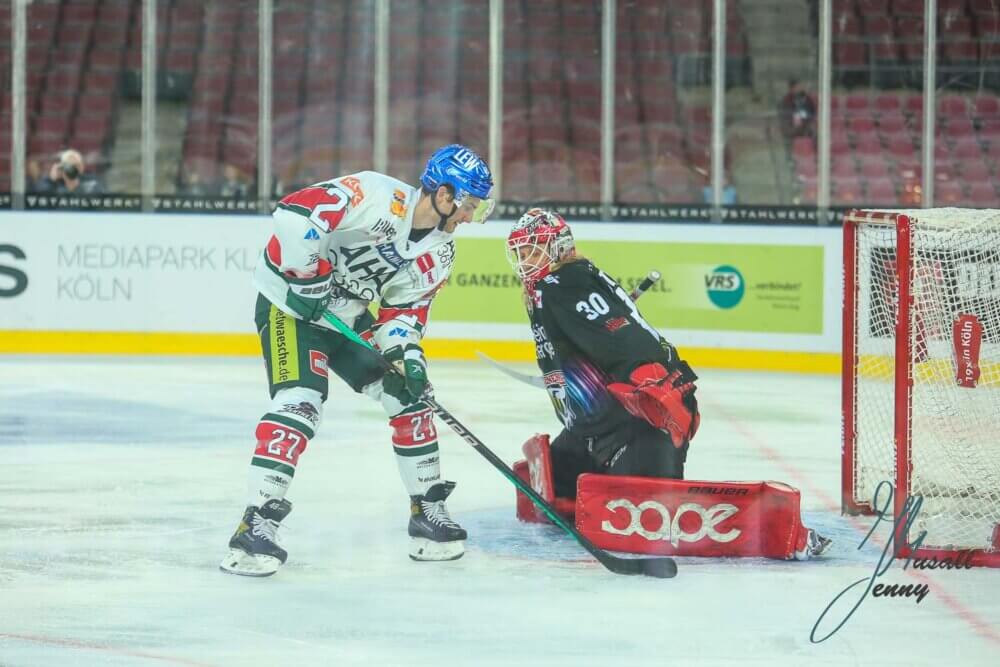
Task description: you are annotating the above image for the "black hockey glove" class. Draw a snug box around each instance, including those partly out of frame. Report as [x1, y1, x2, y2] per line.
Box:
[382, 343, 430, 405]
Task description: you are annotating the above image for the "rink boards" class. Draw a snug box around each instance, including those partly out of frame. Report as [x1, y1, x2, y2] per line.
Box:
[0, 211, 841, 373]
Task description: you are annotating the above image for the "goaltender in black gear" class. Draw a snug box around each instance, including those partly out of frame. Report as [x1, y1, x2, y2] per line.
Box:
[505, 208, 701, 499]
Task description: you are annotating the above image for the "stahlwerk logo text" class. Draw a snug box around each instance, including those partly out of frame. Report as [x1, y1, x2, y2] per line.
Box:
[601, 498, 741, 547]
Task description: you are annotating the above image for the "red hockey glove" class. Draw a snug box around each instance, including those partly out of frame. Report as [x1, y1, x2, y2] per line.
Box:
[607, 363, 699, 448]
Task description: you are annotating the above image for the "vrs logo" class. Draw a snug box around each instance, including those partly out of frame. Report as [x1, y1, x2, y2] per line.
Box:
[0, 244, 28, 297]
[704, 264, 744, 309]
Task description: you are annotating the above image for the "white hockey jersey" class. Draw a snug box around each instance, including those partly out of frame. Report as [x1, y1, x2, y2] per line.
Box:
[254, 171, 456, 348]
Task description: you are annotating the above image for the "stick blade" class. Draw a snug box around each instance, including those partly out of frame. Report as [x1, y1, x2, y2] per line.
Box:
[640, 557, 678, 579]
[605, 555, 678, 578]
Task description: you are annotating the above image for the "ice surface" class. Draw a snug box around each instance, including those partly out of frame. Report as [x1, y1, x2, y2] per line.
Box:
[0, 357, 996, 666]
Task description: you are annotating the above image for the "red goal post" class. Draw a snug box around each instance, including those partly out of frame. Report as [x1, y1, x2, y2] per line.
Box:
[842, 208, 1000, 567]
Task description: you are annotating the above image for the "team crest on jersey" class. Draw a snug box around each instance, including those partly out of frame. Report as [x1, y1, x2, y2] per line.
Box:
[390, 189, 408, 218]
[531, 289, 543, 308]
[304, 228, 320, 240]
[338, 176, 365, 207]
[604, 316, 630, 332]
[375, 243, 406, 268]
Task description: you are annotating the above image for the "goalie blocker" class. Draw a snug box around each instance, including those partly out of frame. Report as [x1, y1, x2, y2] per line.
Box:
[513, 434, 824, 560]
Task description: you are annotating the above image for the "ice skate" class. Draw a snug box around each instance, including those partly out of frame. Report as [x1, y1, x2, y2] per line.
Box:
[219, 498, 292, 576]
[794, 528, 832, 561]
[408, 481, 467, 561]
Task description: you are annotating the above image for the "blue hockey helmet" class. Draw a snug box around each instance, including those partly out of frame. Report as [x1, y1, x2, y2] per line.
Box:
[421, 144, 495, 221]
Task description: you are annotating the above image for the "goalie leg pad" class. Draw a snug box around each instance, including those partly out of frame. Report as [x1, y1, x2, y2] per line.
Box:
[514, 433, 579, 522]
[575, 475, 817, 559]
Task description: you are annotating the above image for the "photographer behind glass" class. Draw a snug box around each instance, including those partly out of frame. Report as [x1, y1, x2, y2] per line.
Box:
[34, 149, 105, 195]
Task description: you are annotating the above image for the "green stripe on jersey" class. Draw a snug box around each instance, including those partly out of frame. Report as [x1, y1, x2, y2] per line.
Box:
[393, 443, 439, 458]
[260, 412, 316, 440]
[277, 202, 312, 218]
[251, 456, 296, 477]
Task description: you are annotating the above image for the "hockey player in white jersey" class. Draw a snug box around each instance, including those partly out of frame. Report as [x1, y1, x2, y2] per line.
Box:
[220, 145, 495, 576]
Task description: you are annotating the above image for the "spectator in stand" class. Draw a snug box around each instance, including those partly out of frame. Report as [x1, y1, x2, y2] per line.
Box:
[33, 149, 105, 195]
[781, 79, 817, 139]
[178, 169, 212, 196]
[25, 158, 42, 192]
[217, 163, 251, 198]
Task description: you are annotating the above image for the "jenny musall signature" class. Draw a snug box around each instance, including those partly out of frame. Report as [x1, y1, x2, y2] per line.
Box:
[811, 480, 975, 643]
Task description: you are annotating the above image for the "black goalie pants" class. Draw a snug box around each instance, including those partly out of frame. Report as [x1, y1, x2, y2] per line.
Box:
[549, 418, 689, 499]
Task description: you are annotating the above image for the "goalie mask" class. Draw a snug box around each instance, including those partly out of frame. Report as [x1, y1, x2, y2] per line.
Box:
[506, 208, 576, 286]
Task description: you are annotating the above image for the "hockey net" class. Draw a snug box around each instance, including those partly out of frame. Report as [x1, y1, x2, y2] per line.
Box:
[843, 208, 1000, 566]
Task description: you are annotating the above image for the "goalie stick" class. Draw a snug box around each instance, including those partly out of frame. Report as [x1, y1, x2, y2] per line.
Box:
[321, 309, 677, 579]
[476, 270, 662, 390]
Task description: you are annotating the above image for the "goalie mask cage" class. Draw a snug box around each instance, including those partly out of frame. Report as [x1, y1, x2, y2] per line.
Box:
[843, 208, 1000, 567]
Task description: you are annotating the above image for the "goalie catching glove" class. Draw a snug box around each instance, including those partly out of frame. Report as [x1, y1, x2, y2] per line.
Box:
[284, 265, 334, 321]
[382, 343, 430, 405]
[607, 362, 700, 448]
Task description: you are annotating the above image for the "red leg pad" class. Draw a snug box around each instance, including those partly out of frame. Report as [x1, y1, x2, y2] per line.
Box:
[514, 434, 575, 523]
[574, 475, 808, 559]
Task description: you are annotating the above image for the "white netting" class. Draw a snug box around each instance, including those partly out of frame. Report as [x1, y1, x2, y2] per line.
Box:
[850, 208, 1000, 553]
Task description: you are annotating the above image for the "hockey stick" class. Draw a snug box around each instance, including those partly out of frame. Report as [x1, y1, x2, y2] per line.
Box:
[321, 310, 677, 579]
[476, 270, 662, 390]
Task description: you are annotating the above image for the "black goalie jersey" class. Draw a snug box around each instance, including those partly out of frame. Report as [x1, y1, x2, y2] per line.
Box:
[528, 259, 684, 437]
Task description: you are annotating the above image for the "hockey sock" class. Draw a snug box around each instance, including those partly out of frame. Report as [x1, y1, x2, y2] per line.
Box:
[247, 388, 322, 506]
[389, 405, 441, 496]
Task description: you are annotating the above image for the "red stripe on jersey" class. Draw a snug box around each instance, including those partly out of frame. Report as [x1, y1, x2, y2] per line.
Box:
[254, 421, 309, 467]
[375, 305, 430, 329]
[266, 235, 282, 267]
[389, 409, 438, 447]
[280, 186, 349, 231]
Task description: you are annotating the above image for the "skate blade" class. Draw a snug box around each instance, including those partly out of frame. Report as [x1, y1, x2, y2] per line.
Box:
[218, 548, 282, 577]
[409, 538, 465, 562]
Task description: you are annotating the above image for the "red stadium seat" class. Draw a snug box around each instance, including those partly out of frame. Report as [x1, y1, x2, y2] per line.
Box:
[935, 180, 964, 205]
[974, 95, 1000, 119]
[877, 111, 907, 136]
[854, 134, 883, 157]
[874, 94, 902, 113]
[858, 0, 891, 13]
[939, 95, 969, 117]
[946, 116, 976, 139]
[953, 137, 984, 160]
[860, 157, 892, 179]
[888, 134, 916, 159]
[867, 178, 898, 205]
[969, 182, 999, 206]
[893, 0, 924, 15]
[849, 116, 877, 135]
[961, 159, 992, 183]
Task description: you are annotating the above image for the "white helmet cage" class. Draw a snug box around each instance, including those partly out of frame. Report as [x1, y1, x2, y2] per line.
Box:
[505, 208, 575, 283]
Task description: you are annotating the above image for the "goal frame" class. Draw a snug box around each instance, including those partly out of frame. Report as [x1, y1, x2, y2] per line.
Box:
[842, 209, 1000, 567]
